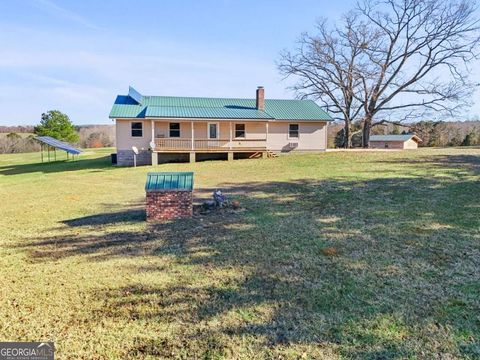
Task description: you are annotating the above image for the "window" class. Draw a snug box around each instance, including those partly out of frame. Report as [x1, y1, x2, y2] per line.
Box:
[235, 124, 245, 138]
[208, 123, 219, 139]
[289, 124, 299, 139]
[131, 122, 143, 137]
[169, 123, 180, 137]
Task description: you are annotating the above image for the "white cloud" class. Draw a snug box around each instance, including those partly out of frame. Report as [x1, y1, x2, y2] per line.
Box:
[31, 0, 100, 30]
[0, 24, 291, 125]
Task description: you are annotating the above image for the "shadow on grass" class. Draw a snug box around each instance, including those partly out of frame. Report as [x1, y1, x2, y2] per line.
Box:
[62, 209, 146, 227]
[0, 155, 113, 175]
[13, 153, 480, 358]
[378, 154, 480, 176]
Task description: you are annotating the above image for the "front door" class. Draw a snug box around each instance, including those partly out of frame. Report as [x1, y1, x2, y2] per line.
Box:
[207, 122, 220, 149]
[208, 123, 219, 139]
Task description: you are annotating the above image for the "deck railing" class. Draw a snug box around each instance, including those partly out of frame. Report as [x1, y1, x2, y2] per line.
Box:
[154, 138, 267, 151]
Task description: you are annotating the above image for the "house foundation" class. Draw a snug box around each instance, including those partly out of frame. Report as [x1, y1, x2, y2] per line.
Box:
[117, 150, 151, 166]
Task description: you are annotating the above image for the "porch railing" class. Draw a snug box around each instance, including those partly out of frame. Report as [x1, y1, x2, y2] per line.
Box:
[154, 138, 267, 151]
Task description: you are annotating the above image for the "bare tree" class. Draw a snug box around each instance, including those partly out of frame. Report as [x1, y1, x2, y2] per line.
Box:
[357, 0, 480, 146]
[278, 14, 373, 148]
[280, 0, 480, 147]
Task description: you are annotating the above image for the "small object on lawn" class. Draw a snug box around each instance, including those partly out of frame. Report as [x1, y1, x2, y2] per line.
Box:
[213, 189, 228, 208]
[231, 200, 240, 209]
[132, 146, 139, 167]
[203, 199, 216, 210]
[321, 247, 338, 257]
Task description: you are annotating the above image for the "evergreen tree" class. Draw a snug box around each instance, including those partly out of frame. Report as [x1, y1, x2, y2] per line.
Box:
[462, 131, 478, 146]
[34, 110, 79, 143]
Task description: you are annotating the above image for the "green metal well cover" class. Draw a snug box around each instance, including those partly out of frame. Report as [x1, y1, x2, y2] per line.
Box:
[145, 172, 194, 191]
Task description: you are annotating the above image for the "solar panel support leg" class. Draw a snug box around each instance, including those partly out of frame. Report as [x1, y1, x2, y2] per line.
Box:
[48, 146, 50, 162]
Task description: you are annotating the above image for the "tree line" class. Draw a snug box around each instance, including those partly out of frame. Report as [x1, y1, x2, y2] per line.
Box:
[328, 120, 480, 148]
[0, 110, 114, 154]
[279, 0, 480, 148]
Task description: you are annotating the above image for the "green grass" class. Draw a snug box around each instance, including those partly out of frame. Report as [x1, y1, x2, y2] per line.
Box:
[0, 147, 479, 359]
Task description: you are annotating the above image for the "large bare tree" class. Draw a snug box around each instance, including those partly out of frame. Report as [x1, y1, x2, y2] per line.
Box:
[278, 14, 373, 148]
[279, 0, 480, 147]
[357, 0, 480, 146]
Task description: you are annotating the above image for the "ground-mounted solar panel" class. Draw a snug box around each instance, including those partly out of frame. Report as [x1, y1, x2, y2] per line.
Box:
[36, 136, 82, 155]
[128, 86, 143, 105]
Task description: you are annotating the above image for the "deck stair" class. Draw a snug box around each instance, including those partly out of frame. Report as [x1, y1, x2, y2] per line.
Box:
[249, 152, 263, 159]
[248, 151, 278, 159]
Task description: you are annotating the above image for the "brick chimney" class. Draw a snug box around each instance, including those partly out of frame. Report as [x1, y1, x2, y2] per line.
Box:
[256, 86, 265, 111]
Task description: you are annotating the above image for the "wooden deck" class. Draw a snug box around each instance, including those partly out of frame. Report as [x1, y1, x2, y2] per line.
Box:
[154, 138, 267, 152]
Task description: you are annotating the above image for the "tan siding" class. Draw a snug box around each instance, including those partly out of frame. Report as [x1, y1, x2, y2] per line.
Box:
[370, 141, 405, 149]
[403, 138, 419, 149]
[267, 121, 327, 151]
[116, 119, 327, 152]
[152, 121, 268, 140]
[233, 122, 267, 139]
[116, 119, 152, 151]
[154, 121, 192, 138]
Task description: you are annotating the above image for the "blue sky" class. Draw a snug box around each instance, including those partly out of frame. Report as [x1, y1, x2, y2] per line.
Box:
[0, 0, 478, 126]
[0, 0, 355, 125]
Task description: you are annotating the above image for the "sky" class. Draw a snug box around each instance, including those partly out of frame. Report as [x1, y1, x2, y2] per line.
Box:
[0, 0, 478, 126]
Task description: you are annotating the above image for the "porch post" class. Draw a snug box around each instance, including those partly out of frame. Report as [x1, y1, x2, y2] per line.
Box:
[229, 122, 232, 149]
[191, 121, 194, 150]
[151, 119, 155, 143]
[150, 119, 157, 165]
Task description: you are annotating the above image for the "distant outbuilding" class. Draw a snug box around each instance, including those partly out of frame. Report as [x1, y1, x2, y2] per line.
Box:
[369, 134, 422, 149]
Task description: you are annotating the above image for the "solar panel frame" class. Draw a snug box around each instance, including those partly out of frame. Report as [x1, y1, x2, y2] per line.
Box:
[128, 86, 143, 105]
[36, 136, 82, 155]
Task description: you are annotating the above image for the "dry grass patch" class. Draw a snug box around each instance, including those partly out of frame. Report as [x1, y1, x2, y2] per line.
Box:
[0, 147, 479, 359]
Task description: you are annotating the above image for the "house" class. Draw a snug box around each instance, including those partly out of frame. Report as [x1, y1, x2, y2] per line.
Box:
[109, 86, 333, 166]
[369, 134, 422, 149]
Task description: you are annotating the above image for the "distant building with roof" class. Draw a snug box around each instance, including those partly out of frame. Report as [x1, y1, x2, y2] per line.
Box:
[109, 86, 333, 166]
[369, 134, 422, 149]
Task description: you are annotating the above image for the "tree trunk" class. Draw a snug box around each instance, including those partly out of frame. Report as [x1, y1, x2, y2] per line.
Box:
[362, 115, 372, 148]
[344, 121, 353, 148]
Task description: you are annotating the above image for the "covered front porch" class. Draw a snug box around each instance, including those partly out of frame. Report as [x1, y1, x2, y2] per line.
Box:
[148, 120, 268, 154]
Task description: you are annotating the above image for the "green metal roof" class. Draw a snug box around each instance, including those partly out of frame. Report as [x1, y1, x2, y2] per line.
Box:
[110, 104, 146, 118]
[145, 172, 194, 191]
[145, 106, 272, 119]
[110, 88, 333, 121]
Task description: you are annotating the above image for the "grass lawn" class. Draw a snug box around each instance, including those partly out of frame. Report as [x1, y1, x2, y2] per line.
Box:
[0, 147, 479, 359]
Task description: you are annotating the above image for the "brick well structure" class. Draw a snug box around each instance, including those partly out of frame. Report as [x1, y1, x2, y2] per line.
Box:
[145, 172, 194, 221]
[146, 190, 193, 221]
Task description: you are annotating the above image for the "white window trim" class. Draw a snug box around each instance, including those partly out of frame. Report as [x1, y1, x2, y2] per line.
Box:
[207, 122, 220, 139]
[169, 122, 181, 138]
[234, 123, 246, 139]
[288, 123, 299, 140]
[130, 121, 144, 138]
